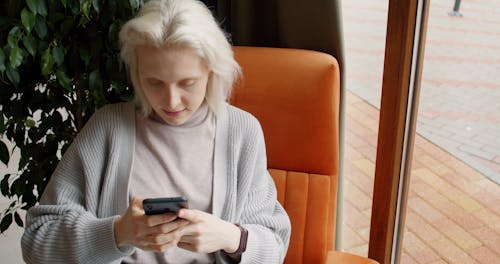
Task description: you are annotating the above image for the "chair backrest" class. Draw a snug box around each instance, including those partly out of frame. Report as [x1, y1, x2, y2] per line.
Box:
[231, 46, 340, 264]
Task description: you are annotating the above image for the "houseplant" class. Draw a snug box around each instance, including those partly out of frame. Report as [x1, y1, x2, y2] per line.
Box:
[0, 0, 141, 233]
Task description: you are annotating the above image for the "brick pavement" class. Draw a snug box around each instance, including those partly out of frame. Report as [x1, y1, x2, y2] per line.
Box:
[342, 1, 500, 262]
[343, 0, 500, 184]
[344, 91, 500, 263]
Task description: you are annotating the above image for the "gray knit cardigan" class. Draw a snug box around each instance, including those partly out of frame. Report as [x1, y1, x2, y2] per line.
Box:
[21, 102, 291, 264]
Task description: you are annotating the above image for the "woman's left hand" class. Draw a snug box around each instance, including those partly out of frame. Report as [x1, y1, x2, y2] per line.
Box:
[176, 209, 241, 254]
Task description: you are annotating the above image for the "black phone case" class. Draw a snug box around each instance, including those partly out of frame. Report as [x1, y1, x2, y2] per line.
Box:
[143, 197, 189, 215]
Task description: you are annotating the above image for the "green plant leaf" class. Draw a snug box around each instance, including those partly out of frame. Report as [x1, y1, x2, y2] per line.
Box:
[0, 174, 10, 196]
[23, 35, 37, 57]
[21, 8, 36, 33]
[41, 48, 54, 76]
[26, 0, 38, 15]
[0, 141, 9, 165]
[56, 70, 72, 92]
[0, 0, 144, 235]
[38, 0, 48, 17]
[5, 64, 20, 85]
[34, 16, 48, 39]
[7, 26, 21, 48]
[9, 46, 24, 69]
[129, 0, 140, 10]
[25, 119, 36, 128]
[14, 212, 23, 228]
[89, 69, 103, 91]
[0, 213, 12, 233]
[81, 0, 92, 18]
[92, 0, 100, 13]
[52, 46, 64, 66]
[12, 178, 26, 195]
[27, 0, 48, 17]
[0, 48, 5, 72]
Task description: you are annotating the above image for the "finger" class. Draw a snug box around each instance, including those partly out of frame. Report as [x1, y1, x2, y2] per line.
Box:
[178, 234, 199, 244]
[177, 222, 202, 237]
[137, 239, 179, 252]
[129, 197, 145, 214]
[177, 209, 204, 223]
[143, 231, 180, 246]
[130, 197, 144, 208]
[145, 213, 178, 227]
[149, 219, 188, 235]
[177, 241, 199, 252]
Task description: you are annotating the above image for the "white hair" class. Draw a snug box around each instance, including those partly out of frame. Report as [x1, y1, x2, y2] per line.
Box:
[119, 0, 241, 116]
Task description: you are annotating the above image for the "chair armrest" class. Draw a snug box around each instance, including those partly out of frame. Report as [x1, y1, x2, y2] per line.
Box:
[325, 251, 380, 264]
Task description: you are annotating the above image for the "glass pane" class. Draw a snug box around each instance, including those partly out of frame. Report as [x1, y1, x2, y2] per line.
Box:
[402, 0, 500, 263]
[341, 0, 388, 256]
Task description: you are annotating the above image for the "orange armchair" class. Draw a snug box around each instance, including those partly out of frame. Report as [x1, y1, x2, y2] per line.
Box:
[231, 46, 378, 264]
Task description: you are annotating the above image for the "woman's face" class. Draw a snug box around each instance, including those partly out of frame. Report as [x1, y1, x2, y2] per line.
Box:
[136, 45, 210, 125]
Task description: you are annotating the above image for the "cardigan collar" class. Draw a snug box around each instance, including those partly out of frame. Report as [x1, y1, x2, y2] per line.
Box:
[110, 102, 230, 219]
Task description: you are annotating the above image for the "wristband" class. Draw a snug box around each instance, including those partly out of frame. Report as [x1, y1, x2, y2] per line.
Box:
[226, 224, 248, 258]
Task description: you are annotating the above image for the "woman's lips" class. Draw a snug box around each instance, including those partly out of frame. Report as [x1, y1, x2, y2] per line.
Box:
[162, 109, 185, 117]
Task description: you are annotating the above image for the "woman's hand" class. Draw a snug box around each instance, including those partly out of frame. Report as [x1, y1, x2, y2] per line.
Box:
[114, 198, 188, 252]
[177, 209, 241, 253]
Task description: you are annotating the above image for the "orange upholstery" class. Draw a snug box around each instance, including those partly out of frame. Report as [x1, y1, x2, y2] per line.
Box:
[232, 47, 339, 176]
[231, 46, 378, 264]
[326, 251, 380, 264]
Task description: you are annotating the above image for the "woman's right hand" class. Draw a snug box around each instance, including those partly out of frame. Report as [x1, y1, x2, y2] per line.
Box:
[114, 198, 188, 252]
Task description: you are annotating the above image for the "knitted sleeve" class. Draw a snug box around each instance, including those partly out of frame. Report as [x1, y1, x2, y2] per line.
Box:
[21, 104, 133, 264]
[228, 109, 291, 263]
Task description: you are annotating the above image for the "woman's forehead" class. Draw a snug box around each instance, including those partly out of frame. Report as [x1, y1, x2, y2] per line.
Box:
[136, 45, 209, 78]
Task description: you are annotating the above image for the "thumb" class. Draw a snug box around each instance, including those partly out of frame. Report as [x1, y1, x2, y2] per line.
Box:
[130, 197, 145, 210]
[178, 209, 202, 223]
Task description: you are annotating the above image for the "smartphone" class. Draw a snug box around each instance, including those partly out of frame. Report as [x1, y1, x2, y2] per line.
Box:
[142, 196, 189, 215]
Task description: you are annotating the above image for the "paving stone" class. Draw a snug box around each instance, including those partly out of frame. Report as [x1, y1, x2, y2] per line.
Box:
[411, 181, 484, 230]
[344, 162, 374, 195]
[345, 181, 373, 211]
[433, 217, 482, 250]
[343, 200, 371, 230]
[439, 172, 482, 196]
[341, 1, 500, 263]
[403, 231, 442, 263]
[408, 196, 446, 223]
[428, 238, 479, 264]
[400, 252, 419, 264]
[352, 158, 375, 177]
[470, 226, 500, 256]
[413, 168, 484, 213]
[345, 244, 368, 258]
[468, 246, 500, 264]
[459, 145, 496, 160]
[481, 145, 500, 157]
[343, 225, 367, 249]
[405, 210, 444, 242]
[472, 209, 500, 233]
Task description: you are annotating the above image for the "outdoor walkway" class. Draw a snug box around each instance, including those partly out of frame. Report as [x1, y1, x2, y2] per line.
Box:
[342, 0, 500, 263]
[343, 0, 500, 184]
[343, 91, 500, 263]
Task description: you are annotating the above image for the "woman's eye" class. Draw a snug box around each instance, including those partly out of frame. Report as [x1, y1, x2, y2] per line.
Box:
[147, 79, 163, 87]
[180, 79, 196, 87]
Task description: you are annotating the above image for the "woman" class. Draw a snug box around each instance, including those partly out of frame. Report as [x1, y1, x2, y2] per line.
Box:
[21, 0, 291, 263]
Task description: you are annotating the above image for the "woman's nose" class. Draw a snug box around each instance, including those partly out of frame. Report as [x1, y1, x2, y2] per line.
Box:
[164, 86, 181, 109]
